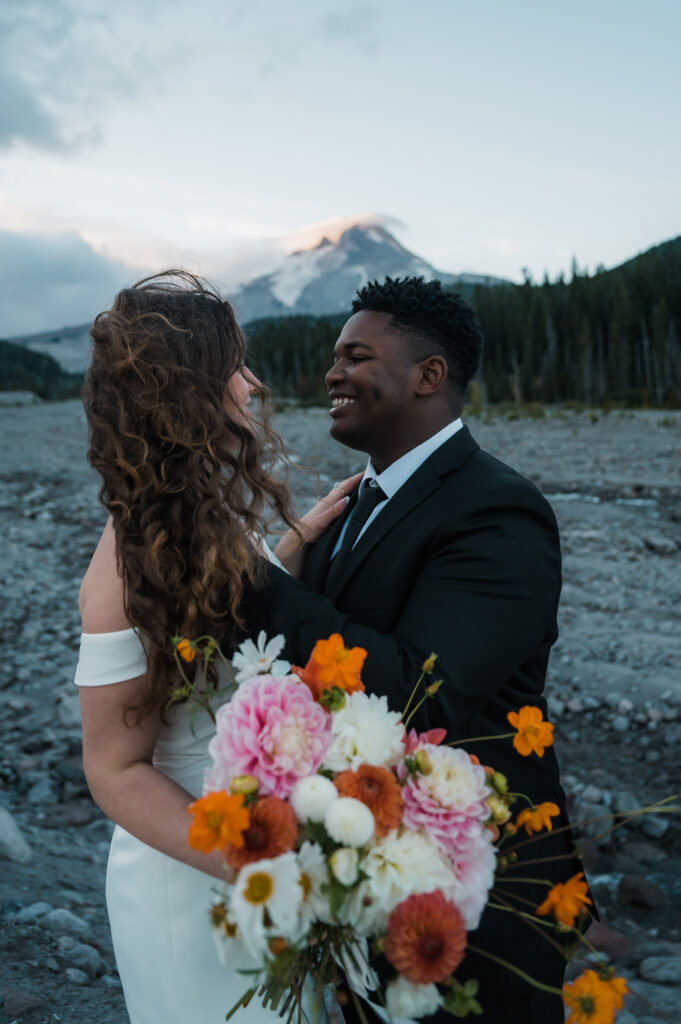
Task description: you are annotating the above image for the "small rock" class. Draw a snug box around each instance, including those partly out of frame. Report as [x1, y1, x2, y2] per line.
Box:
[15, 901, 53, 922]
[624, 979, 681, 1017]
[612, 715, 630, 732]
[639, 956, 681, 984]
[582, 784, 604, 803]
[614, 790, 640, 816]
[66, 942, 103, 977]
[644, 750, 662, 765]
[618, 698, 634, 713]
[618, 840, 667, 864]
[643, 532, 677, 555]
[45, 957, 60, 972]
[65, 967, 89, 985]
[58, 936, 76, 952]
[1, 986, 47, 1017]
[618, 874, 666, 910]
[102, 973, 122, 988]
[641, 814, 669, 839]
[0, 805, 32, 863]
[57, 692, 82, 728]
[26, 775, 59, 805]
[583, 920, 631, 959]
[566, 697, 584, 713]
[44, 908, 92, 938]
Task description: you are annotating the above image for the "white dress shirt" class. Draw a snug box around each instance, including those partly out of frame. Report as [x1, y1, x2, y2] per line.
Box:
[331, 417, 463, 557]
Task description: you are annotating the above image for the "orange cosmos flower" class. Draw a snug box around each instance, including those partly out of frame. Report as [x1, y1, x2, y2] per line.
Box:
[536, 871, 592, 927]
[507, 705, 554, 757]
[222, 795, 297, 870]
[563, 969, 628, 1024]
[187, 791, 250, 853]
[515, 801, 561, 836]
[334, 764, 404, 836]
[293, 634, 366, 700]
[386, 891, 467, 984]
[176, 638, 197, 663]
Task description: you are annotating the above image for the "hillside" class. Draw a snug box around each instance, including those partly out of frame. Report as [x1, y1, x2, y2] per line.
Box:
[0, 339, 83, 400]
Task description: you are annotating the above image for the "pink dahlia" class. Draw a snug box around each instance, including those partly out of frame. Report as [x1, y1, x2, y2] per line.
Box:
[207, 675, 332, 799]
[444, 827, 496, 930]
[400, 745, 491, 860]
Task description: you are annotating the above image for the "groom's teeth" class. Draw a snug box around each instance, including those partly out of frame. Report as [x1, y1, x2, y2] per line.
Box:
[331, 398, 355, 408]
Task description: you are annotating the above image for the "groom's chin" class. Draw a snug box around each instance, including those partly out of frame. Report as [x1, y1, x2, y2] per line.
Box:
[328, 420, 367, 453]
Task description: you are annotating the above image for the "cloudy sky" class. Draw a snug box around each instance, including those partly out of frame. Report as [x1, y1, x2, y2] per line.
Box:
[1, 0, 679, 335]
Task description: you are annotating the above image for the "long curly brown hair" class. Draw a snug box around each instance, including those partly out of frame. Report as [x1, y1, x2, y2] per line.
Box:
[83, 270, 297, 720]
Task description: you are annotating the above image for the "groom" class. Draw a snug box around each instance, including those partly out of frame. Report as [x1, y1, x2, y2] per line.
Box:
[242, 276, 575, 1023]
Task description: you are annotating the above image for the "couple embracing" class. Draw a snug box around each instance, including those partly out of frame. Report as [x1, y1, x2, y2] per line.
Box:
[76, 272, 576, 1023]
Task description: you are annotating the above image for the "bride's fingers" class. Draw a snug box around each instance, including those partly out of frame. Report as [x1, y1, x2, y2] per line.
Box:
[320, 471, 363, 506]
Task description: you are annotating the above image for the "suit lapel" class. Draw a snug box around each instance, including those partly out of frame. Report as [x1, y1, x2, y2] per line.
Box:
[323, 426, 480, 602]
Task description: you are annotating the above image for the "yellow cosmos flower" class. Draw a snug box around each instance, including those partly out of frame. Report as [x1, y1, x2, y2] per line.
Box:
[536, 871, 592, 927]
[515, 801, 561, 835]
[507, 705, 555, 757]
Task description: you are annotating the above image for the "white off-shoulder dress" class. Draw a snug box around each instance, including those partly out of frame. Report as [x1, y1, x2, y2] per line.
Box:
[74, 627, 287, 1024]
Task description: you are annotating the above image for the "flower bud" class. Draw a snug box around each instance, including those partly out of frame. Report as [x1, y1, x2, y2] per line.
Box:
[421, 653, 438, 674]
[320, 686, 347, 712]
[486, 794, 511, 824]
[268, 936, 288, 956]
[414, 749, 434, 775]
[491, 771, 509, 795]
[426, 679, 443, 697]
[230, 774, 259, 796]
[329, 847, 359, 886]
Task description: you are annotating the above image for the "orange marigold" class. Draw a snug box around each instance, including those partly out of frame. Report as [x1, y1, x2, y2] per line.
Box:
[222, 795, 297, 870]
[187, 791, 249, 853]
[537, 871, 592, 927]
[507, 705, 554, 757]
[293, 634, 366, 700]
[515, 801, 561, 836]
[176, 637, 196, 663]
[334, 765, 404, 836]
[386, 891, 467, 984]
[563, 969, 628, 1024]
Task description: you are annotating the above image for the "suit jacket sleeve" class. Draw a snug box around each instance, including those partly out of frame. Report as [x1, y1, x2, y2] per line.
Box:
[241, 486, 560, 731]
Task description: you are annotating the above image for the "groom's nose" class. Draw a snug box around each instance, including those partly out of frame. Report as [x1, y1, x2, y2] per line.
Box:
[325, 361, 344, 390]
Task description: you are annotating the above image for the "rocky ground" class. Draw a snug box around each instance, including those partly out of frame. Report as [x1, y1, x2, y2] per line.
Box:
[1, 400, 680, 1024]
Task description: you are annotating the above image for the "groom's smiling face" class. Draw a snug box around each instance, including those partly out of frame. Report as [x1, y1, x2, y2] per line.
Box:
[325, 310, 425, 471]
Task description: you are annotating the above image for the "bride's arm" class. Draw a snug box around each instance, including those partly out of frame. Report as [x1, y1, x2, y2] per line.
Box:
[78, 524, 230, 882]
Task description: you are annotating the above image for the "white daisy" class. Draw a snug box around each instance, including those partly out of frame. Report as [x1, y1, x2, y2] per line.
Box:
[296, 840, 330, 932]
[232, 631, 290, 684]
[322, 691, 404, 772]
[230, 852, 302, 958]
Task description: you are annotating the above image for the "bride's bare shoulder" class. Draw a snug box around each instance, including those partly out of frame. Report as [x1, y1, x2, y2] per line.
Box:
[79, 517, 129, 633]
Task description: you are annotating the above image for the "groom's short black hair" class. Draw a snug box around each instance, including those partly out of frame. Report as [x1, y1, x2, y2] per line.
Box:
[352, 276, 483, 395]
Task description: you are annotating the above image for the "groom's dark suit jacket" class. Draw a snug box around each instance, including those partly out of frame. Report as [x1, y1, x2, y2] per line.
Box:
[242, 426, 577, 1024]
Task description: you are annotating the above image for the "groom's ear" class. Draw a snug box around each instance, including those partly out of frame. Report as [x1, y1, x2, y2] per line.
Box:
[414, 355, 448, 396]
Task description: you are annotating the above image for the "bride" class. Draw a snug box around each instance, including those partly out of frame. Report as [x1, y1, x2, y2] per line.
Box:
[75, 271, 357, 1023]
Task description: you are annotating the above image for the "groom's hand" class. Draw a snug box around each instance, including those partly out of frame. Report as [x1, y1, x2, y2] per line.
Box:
[273, 472, 362, 576]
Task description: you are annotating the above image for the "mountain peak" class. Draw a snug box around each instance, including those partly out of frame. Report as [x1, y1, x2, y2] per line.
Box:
[230, 221, 462, 322]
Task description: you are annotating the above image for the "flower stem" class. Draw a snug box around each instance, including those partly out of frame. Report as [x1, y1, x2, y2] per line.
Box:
[466, 945, 563, 996]
[447, 731, 515, 745]
[401, 671, 426, 720]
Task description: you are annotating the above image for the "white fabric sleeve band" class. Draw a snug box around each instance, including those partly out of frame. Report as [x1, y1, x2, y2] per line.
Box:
[74, 628, 147, 686]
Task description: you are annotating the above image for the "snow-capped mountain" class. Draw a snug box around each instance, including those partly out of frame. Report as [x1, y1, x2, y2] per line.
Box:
[229, 224, 507, 322]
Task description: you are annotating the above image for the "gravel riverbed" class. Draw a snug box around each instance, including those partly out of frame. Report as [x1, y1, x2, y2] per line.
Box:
[1, 401, 680, 1023]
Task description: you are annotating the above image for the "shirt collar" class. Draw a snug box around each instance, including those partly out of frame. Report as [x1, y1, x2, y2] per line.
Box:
[361, 418, 464, 499]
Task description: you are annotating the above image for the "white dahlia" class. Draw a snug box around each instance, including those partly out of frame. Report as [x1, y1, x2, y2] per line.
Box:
[290, 774, 339, 823]
[340, 827, 455, 935]
[323, 691, 404, 772]
[325, 797, 375, 847]
[385, 977, 444, 1020]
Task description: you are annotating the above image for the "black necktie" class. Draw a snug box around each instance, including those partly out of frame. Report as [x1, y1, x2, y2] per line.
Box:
[335, 480, 387, 559]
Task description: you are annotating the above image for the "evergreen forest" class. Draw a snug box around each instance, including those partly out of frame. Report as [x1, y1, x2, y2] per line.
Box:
[246, 236, 681, 408]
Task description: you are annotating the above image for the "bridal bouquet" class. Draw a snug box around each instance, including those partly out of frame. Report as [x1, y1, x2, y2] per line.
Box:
[177, 633, 634, 1024]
